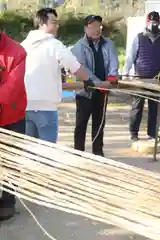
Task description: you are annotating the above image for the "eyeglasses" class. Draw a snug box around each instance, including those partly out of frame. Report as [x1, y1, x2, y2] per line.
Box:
[50, 20, 60, 25]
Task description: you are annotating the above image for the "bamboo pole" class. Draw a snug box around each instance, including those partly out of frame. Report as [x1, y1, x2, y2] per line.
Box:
[0, 128, 160, 240]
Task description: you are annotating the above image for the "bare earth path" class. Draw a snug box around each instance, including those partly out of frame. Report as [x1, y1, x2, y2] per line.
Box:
[0, 96, 158, 240]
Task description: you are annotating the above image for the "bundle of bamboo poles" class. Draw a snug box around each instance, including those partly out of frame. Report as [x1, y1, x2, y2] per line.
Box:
[0, 128, 160, 240]
[62, 79, 160, 100]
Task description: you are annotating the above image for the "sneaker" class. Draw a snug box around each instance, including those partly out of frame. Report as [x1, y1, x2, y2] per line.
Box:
[148, 136, 154, 140]
[131, 135, 139, 141]
[94, 151, 105, 157]
[0, 206, 15, 221]
[148, 136, 160, 141]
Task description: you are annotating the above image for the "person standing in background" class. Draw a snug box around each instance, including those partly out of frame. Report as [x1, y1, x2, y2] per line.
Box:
[72, 15, 118, 157]
[123, 11, 160, 141]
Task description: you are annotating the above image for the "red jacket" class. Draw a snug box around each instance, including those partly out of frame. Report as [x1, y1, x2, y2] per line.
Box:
[0, 33, 27, 126]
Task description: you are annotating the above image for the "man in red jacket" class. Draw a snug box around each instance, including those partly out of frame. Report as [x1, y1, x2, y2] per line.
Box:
[0, 33, 27, 221]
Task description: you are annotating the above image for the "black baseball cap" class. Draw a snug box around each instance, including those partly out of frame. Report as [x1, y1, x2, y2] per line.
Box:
[147, 11, 160, 22]
[84, 15, 102, 26]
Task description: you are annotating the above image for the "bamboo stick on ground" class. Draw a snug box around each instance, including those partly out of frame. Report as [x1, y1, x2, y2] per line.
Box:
[0, 128, 160, 239]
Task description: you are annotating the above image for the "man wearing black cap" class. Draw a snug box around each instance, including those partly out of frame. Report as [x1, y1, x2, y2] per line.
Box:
[72, 15, 118, 156]
[123, 11, 160, 141]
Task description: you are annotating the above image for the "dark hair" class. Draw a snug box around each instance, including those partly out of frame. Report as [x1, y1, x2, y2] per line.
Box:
[84, 15, 102, 26]
[147, 11, 160, 22]
[34, 8, 58, 27]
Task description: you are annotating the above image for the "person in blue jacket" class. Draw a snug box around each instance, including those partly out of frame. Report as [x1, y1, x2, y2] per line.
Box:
[123, 11, 160, 141]
[72, 15, 118, 156]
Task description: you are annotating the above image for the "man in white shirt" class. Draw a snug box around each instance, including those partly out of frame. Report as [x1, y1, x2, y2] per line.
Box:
[21, 8, 113, 143]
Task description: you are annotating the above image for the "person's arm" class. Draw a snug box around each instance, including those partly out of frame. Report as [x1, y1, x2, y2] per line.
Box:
[71, 42, 102, 84]
[54, 39, 89, 81]
[72, 40, 118, 90]
[0, 52, 26, 104]
[108, 40, 119, 79]
[56, 40, 114, 91]
[123, 35, 139, 76]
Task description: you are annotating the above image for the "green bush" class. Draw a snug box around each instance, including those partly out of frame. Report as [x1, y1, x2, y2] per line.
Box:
[0, 10, 33, 41]
[58, 13, 85, 45]
[0, 9, 127, 60]
[58, 12, 127, 49]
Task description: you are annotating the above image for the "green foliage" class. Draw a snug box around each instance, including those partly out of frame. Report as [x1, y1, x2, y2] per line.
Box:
[0, 10, 33, 41]
[58, 13, 85, 45]
[0, 9, 127, 60]
[58, 12, 127, 50]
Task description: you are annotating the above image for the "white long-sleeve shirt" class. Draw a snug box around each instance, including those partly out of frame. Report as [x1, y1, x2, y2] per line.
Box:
[21, 30, 80, 111]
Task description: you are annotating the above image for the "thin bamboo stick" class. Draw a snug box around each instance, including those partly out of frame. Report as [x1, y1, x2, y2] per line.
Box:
[0, 128, 160, 240]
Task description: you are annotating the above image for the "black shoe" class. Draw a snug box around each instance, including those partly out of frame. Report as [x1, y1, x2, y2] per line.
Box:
[148, 136, 154, 140]
[94, 152, 105, 157]
[131, 135, 139, 141]
[0, 206, 15, 221]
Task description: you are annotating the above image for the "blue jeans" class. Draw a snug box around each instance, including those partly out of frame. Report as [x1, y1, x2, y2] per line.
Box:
[25, 111, 58, 143]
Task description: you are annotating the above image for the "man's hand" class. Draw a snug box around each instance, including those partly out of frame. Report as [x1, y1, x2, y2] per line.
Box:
[62, 82, 84, 90]
[83, 79, 95, 93]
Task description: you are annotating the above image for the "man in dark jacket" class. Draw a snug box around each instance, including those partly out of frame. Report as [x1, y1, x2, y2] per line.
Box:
[123, 11, 160, 141]
[0, 33, 27, 221]
[72, 15, 118, 156]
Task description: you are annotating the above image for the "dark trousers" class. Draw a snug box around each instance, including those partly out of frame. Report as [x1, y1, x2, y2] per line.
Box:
[74, 92, 107, 155]
[129, 96, 158, 138]
[0, 119, 25, 208]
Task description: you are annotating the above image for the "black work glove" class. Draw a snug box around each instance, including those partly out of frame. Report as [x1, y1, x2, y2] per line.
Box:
[83, 79, 95, 93]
